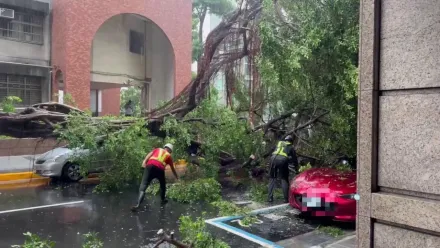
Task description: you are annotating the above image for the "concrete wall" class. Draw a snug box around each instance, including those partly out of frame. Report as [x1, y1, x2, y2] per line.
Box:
[149, 24, 175, 108]
[91, 14, 174, 110]
[0, 0, 52, 103]
[0, 138, 66, 173]
[0, 0, 51, 66]
[91, 14, 148, 85]
[357, 0, 440, 247]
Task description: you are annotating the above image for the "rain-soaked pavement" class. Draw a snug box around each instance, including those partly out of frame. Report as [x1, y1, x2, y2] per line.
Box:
[0, 182, 259, 248]
[0, 181, 355, 247]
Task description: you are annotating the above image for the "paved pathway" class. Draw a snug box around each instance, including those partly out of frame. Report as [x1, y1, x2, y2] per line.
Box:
[0, 155, 39, 173]
[326, 235, 356, 248]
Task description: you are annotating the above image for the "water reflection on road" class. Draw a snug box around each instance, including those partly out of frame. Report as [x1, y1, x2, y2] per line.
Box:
[0, 182, 258, 248]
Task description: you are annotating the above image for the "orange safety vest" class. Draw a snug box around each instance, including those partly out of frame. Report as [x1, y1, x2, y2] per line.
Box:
[148, 148, 171, 167]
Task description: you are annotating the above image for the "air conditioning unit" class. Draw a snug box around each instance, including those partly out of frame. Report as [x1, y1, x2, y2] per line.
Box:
[0, 8, 14, 19]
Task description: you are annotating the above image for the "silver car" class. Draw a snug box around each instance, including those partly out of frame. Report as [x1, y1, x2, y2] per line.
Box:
[34, 146, 105, 182]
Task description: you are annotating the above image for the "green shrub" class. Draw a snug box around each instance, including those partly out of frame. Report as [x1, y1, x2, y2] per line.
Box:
[82, 232, 103, 248]
[298, 163, 312, 173]
[335, 163, 352, 172]
[12, 232, 104, 248]
[211, 200, 247, 216]
[1, 96, 22, 113]
[240, 215, 259, 227]
[11, 232, 55, 248]
[63, 93, 77, 107]
[179, 215, 230, 248]
[57, 115, 162, 192]
[317, 226, 344, 237]
[147, 178, 222, 203]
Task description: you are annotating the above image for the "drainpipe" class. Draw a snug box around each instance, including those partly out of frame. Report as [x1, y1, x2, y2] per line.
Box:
[48, 5, 53, 102]
[143, 20, 148, 112]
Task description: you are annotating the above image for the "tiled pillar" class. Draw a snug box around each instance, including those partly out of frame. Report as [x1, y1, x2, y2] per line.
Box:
[357, 0, 440, 247]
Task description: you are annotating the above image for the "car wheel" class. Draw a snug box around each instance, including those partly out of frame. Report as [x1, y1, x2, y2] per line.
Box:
[62, 163, 83, 182]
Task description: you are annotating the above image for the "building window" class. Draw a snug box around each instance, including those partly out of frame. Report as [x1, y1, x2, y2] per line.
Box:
[0, 74, 42, 106]
[0, 11, 44, 44]
[129, 30, 144, 55]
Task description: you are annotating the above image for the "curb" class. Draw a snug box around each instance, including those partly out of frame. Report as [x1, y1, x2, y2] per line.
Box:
[0, 172, 43, 182]
[0, 172, 49, 190]
[0, 161, 188, 189]
[0, 178, 50, 190]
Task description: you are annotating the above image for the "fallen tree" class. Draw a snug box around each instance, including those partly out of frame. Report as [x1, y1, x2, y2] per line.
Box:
[0, 0, 357, 168]
[0, 0, 263, 139]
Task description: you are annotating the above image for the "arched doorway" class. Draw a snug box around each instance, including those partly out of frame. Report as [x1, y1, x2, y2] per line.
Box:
[90, 13, 175, 116]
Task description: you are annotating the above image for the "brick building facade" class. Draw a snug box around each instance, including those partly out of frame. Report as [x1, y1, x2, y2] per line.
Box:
[0, 0, 192, 115]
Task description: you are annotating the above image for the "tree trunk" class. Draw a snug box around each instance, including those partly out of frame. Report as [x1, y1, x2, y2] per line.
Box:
[197, 7, 208, 69]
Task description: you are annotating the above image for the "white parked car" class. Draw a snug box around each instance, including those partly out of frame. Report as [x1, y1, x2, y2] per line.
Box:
[34, 146, 106, 182]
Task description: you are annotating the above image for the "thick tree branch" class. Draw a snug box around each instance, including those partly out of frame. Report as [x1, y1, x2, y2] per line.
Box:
[153, 230, 190, 248]
[283, 111, 329, 138]
[273, 0, 299, 32]
[253, 109, 297, 133]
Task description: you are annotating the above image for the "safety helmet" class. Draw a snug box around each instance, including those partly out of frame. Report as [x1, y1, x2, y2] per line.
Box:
[164, 143, 173, 152]
[284, 135, 293, 142]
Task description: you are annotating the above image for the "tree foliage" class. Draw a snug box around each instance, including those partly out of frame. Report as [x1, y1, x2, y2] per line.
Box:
[258, 0, 359, 161]
[179, 215, 230, 248]
[12, 232, 103, 248]
[57, 90, 263, 191]
[192, 17, 203, 62]
[147, 178, 222, 203]
[12, 232, 55, 248]
[161, 89, 265, 175]
[1, 96, 22, 113]
[56, 113, 162, 192]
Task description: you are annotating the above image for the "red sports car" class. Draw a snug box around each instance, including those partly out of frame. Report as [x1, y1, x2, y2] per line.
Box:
[289, 167, 359, 222]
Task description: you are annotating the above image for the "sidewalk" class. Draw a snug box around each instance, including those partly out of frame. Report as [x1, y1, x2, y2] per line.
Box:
[0, 155, 39, 173]
[277, 231, 356, 248]
[0, 154, 50, 189]
[323, 235, 356, 248]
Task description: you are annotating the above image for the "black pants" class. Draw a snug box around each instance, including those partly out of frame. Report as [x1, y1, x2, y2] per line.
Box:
[139, 165, 166, 200]
[268, 159, 290, 201]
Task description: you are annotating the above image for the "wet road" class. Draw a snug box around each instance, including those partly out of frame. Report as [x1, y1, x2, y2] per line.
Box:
[0, 182, 259, 248]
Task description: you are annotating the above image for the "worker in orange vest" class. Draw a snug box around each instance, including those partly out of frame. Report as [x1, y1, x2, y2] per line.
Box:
[131, 143, 179, 211]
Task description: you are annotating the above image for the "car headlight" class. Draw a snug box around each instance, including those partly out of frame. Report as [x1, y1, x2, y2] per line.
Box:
[339, 193, 360, 201]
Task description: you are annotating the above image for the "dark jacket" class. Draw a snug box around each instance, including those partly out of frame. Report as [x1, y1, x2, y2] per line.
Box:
[270, 141, 299, 173]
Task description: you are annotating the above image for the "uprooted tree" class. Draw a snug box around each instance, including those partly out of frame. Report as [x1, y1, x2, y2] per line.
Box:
[0, 0, 262, 137]
[0, 0, 359, 171]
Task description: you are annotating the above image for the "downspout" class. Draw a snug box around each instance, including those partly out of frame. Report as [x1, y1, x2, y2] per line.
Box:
[48, 4, 53, 101]
[143, 20, 148, 112]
